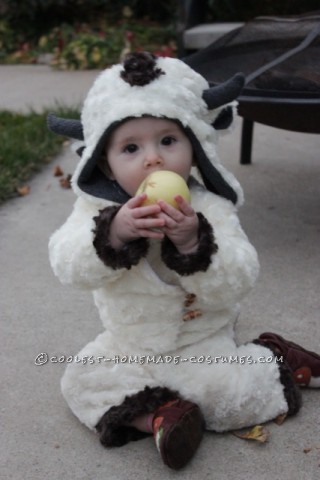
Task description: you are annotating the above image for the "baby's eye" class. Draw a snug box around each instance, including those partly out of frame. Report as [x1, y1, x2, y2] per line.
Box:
[123, 144, 138, 154]
[161, 136, 176, 146]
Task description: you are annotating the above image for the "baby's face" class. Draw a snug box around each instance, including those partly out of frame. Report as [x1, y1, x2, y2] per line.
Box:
[105, 117, 193, 197]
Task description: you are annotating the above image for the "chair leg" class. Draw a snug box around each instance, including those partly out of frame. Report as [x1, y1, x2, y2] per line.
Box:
[240, 118, 254, 164]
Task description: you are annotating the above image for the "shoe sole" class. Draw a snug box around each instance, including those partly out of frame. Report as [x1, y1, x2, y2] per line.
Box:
[162, 407, 204, 470]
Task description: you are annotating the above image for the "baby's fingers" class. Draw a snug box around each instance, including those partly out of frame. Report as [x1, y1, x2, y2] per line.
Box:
[128, 195, 162, 218]
[157, 200, 184, 222]
[174, 195, 195, 216]
[135, 217, 165, 230]
[127, 193, 148, 209]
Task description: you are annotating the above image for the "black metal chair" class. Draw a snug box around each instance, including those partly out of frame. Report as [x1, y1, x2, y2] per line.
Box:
[179, 3, 320, 164]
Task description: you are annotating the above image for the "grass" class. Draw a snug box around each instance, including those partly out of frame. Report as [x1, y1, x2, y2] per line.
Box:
[0, 106, 80, 204]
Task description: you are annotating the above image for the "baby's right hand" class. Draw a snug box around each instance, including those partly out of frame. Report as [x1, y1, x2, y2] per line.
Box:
[109, 194, 165, 249]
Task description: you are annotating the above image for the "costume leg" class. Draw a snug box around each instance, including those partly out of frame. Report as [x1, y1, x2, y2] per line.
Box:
[96, 389, 205, 470]
[95, 385, 178, 447]
[151, 331, 301, 432]
[61, 330, 205, 469]
[60, 330, 160, 431]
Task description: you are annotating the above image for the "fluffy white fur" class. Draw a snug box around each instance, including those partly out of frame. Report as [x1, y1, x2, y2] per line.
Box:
[72, 57, 244, 206]
[49, 184, 288, 431]
[49, 56, 289, 432]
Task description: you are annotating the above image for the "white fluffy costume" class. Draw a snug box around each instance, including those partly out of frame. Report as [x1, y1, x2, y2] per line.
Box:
[48, 53, 306, 447]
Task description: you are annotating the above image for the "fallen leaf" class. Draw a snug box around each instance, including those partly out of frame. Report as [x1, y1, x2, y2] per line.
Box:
[303, 445, 320, 454]
[232, 425, 270, 443]
[303, 447, 312, 454]
[53, 165, 64, 177]
[274, 413, 287, 425]
[59, 174, 72, 189]
[17, 185, 31, 196]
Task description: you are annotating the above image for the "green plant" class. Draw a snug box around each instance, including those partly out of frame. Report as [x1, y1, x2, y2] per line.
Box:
[52, 32, 123, 70]
[0, 5, 177, 67]
[0, 106, 80, 203]
[1, 0, 177, 42]
[50, 21, 176, 70]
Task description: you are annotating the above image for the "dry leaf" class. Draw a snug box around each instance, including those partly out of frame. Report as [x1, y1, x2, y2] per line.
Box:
[274, 413, 287, 425]
[232, 425, 270, 443]
[59, 174, 72, 189]
[303, 448, 312, 454]
[53, 165, 64, 177]
[17, 185, 31, 196]
[303, 445, 320, 454]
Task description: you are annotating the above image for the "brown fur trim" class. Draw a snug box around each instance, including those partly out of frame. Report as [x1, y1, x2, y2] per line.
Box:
[253, 339, 302, 416]
[161, 212, 218, 276]
[120, 52, 165, 87]
[278, 360, 302, 416]
[93, 206, 149, 270]
[95, 386, 179, 447]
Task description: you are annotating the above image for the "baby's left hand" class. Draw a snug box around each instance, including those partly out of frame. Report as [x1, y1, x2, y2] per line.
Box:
[156, 195, 199, 254]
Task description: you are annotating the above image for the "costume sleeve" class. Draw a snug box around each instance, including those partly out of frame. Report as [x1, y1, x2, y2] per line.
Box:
[92, 205, 149, 270]
[161, 188, 260, 311]
[48, 198, 142, 290]
[161, 212, 218, 275]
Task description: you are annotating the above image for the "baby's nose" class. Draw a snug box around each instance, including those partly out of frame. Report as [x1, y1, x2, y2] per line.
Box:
[144, 148, 163, 167]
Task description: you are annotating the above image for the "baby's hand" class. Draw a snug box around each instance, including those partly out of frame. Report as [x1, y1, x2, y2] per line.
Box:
[109, 194, 165, 249]
[156, 195, 199, 254]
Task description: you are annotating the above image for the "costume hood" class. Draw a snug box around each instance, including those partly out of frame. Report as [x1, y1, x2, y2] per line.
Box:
[48, 52, 245, 206]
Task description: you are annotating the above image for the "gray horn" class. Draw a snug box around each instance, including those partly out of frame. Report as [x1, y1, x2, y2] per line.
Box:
[202, 73, 245, 110]
[47, 113, 84, 140]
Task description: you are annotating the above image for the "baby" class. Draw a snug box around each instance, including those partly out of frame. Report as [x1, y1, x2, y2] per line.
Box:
[48, 52, 320, 470]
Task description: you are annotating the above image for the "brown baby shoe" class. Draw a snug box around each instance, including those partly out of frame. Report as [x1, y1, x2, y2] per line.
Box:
[152, 399, 205, 470]
[259, 332, 320, 387]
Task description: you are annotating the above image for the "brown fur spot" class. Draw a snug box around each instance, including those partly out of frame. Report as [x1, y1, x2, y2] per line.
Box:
[120, 52, 165, 87]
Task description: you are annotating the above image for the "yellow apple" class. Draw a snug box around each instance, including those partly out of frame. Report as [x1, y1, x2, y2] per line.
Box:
[136, 170, 191, 209]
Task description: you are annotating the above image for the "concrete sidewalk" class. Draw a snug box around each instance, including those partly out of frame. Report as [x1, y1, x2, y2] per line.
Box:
[1, 65, 319, 480]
